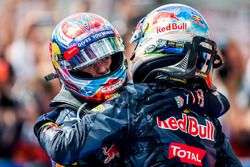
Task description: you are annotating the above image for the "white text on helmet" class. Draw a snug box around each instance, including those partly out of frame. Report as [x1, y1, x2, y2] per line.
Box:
[156, 23, 187, 33]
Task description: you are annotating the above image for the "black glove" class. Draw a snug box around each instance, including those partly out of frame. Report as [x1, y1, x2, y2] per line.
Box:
[143, 87, 205, 119]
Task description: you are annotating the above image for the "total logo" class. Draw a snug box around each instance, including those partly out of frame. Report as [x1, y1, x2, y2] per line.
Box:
[156, 23, 187, 33]
[169, 142, 206, 166]
[157, 113, 215, 141]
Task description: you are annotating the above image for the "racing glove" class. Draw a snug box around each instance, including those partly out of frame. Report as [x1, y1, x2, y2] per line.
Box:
[143, 87, 229, 119]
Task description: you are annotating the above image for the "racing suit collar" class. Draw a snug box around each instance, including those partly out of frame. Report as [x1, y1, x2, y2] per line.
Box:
[50, 85, 97, 110]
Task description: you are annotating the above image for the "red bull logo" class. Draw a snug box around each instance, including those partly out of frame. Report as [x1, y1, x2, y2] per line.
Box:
[190, 15, 205, 27]
[157, 113, 215, 141]
[169, 142, 206, 166]
[153, 9, 180, 24]
[62, 15, 105, 39]
[156, 23, 187, 33]
[62, 21, 84, 39]
[102, 144, 120, 164]
[43, 122, 59, 138]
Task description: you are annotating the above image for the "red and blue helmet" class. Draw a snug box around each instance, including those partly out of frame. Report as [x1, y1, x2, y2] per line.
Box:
[130, 4, 222, 90]
[49, 13, 127, 102]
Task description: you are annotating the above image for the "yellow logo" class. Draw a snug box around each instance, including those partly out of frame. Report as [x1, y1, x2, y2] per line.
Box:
[51, 42, 61, 68]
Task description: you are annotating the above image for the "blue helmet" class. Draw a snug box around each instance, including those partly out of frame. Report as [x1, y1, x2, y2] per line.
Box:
[49, 13, 127, 102]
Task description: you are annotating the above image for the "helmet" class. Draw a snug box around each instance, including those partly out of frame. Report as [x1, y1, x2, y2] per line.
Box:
[130, 4, 222, 89]
[48, 13, 127, 102]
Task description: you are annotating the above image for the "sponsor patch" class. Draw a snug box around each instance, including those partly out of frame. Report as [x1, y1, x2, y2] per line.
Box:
[102, 144, 120, 164]
[43, 122, 59, 138]
[156, 23, 187, 33]
[102, 79, 124, 94]
[157, 113, 215, 141]
[169, 142, 206, 166]
[64, 46, 79, 60]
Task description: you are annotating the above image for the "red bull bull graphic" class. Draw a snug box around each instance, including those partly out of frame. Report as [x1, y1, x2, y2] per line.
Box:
[62, 21, 85, 39]
[157, 113, 215, 141]
[169, 142, 206, 166]
[153, 8, 180, 24]
[190, 15, 205, 28]
[102, 144, 120, 164]
[156, 22, 187, 33]
[43, 122, 59, 138]
[61, 14, 106, 39]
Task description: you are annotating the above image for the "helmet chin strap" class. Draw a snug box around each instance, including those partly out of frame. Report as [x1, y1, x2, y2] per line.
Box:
[44, 72, 58, 81]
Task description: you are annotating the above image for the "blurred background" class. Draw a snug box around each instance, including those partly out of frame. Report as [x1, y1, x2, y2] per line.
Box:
[0, 0, 249, 166]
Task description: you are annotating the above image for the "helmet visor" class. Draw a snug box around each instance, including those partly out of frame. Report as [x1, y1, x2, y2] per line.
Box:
[142, 36, 217, 79]
[68, 37, 124, 70]
[164, 36, 217, 79]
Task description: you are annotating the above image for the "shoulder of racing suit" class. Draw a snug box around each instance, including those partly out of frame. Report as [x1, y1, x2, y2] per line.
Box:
[34, 86, 125, 167]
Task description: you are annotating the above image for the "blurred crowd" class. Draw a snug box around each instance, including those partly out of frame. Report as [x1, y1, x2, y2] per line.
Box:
[0, 0, 249, 166]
